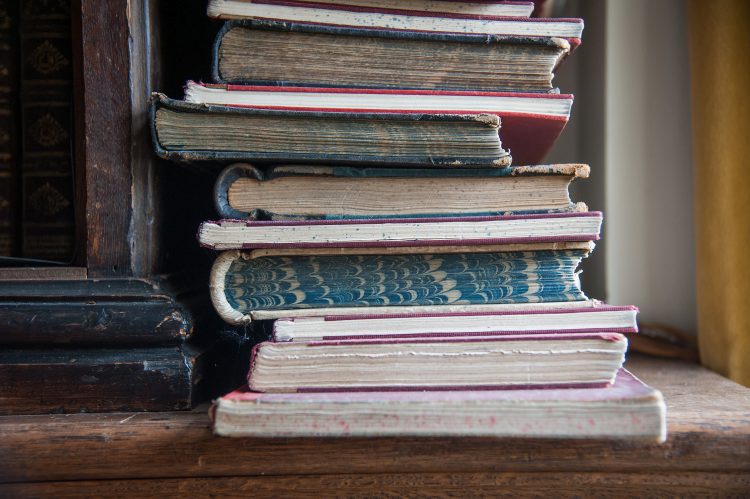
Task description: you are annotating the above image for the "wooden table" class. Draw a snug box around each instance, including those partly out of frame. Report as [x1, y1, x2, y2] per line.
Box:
[1, 355, 749, 497]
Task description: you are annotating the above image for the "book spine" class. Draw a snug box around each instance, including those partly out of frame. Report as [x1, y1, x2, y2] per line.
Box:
[215, 163, 264, 219]
[0, 3, 19, 256]
[19, 0, 75, 262]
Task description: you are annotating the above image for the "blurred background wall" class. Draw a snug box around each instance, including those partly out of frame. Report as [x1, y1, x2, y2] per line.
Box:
[546, 0, 696, 334]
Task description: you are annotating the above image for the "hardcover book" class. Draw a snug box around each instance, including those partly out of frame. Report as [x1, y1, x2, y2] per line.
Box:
[150, 93, 511, 167]
[185, 83, 573, 166]
[272, 304, 639, 342]
[198, 212, 603, 249]
[209, 243, 596, 325]
[206, 3, 583, 38]
[208, 0, 537, 20]
[246, 332, 628, 392]
[216, 163, 588, 220]
[212, 368, 667, 441]
[212, 20, 576, 95]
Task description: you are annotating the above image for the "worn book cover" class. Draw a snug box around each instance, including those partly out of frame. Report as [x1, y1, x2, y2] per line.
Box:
[211, 20, 578, 94]
[207, 0, 537, 20]
[214, 163, 589, 220]
[151, 93, 511, 167]
[185, 83, 573, 166]
[271, 303, 639, 342]
[211, 368, 666, 441]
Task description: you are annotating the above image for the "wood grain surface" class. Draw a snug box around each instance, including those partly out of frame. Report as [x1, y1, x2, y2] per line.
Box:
[1, 355, 748, 496]
[78, 0, 133, 276]
[3, 472, 750, 498]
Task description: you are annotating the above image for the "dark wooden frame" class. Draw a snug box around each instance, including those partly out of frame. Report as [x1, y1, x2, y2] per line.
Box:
[0, 0, 225, 414]
[74, 0, 159, 277]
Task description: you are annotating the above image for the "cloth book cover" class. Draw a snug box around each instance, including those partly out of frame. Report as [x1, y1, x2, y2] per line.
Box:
[214, 163, 589, 220]
[150, 93, 511, 167]
[185, 83, 573, 166]
[211, 368, 667, 441]
[271, 304, 639, 342]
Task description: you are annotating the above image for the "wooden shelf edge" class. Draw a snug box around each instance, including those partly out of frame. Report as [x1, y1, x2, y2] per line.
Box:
[0, 356, 748, 484]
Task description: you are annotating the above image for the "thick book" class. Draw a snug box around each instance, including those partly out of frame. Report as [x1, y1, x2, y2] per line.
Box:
[208, 0, 537, 20]
[150, 93, 511, 167]
[272, 304, 639, 342]
[206, 3, 582, 39]
[209, 242, 596, 325]
[246, 332, 628, 392]
[185, 83, 573, 166]
[212, 20, 575, 95]
[198, 212, 602, 249]
[212, 368, 667, 441]
[215, 163, 589, 220]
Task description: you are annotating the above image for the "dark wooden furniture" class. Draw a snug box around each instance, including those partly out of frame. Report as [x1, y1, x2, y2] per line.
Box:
[1, 356, 749, 497]
[0, 0, 230, 414]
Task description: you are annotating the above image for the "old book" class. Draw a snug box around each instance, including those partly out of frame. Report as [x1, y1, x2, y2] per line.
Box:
[212, 20, 576, 95]
[206, 3, 582, 38]
[185, 83, 573, 166]
[19, 0, 76, 262]
[212, 368, 666, 441]
[150, 94, 511, 167]
[208, 0, 536, 19]
[198, 212, 602, 249]
[272, 304, 639, 342]
[246, 333, 628, 392]
[0, 2, 18, 256]
[215, 163, 588, 220]
[242, 298, 606, 323]
[208, 243, 597, 325]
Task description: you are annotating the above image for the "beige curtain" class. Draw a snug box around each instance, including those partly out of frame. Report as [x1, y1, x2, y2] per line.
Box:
[688, 0, 750, 386]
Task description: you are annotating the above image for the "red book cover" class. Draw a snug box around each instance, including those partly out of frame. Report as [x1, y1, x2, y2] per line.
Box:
[187, 83, 573, 166]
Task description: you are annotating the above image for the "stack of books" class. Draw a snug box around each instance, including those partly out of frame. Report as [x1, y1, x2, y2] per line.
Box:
[151, 0, 666, 441]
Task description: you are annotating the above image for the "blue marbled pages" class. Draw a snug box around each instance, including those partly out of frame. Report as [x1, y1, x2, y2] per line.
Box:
[223, 250, 588, 313]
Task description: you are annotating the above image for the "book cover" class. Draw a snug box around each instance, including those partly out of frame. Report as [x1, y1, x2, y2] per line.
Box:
[150, 93, 511, 167]
[209, 245, 594, 324]
[212, 368, 667, 441]
[198, 211, 603, 249]
[272, 304, 639, 342]
[214, 163, 589, 220]
[208, 0, 537, 20]
[210, 20, 576, 101]
[186, 83, 574, 166]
